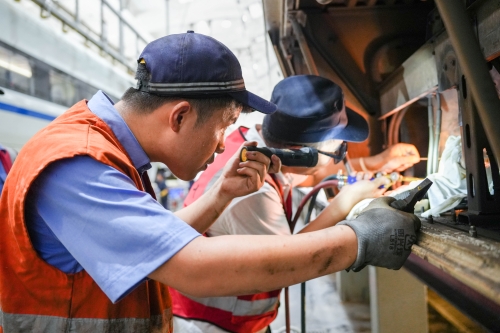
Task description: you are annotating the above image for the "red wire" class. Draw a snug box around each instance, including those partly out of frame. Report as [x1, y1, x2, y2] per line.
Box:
[289, 180, 339, 233]
[285, 179, 339, 333]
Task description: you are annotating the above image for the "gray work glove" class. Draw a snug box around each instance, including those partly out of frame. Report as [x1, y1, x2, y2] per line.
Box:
[337, 196, 421, 272]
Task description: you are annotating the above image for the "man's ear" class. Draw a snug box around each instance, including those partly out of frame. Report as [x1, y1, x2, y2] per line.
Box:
[169, 101, 193, 133]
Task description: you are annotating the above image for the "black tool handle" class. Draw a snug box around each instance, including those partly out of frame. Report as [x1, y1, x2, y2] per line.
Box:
[240, 146, 318, 167]
[390, 178, 433, 213]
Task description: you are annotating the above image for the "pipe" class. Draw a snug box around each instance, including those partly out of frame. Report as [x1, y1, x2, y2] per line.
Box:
[119, 0, 124, 61]
[301, 282, 306, 333]
[280, 39, 296, 76]
[427, 95, 435, 176]
[290, 180, 339, 233]
[392, 107, 408, 147]
[289, 16, 319, 76]
[435, 0, 500, 166]
[285, 287, 291, 333]
[433, 92, 442, 173]
[295, 178, 340, 333]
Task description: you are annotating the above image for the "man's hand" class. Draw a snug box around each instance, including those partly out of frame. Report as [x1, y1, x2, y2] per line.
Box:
[216, 141, 281, 200]
[336, 177, 390, 211]
[337, 197, 420, 271]
[376, 143, 420, 173]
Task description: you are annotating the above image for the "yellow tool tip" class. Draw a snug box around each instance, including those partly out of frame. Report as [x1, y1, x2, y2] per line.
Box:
[240, 147, 248, 162]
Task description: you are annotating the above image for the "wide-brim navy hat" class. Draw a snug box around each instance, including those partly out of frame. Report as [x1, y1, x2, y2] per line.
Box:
[136, 31, 276, 114]
[263, 75, 369, 143]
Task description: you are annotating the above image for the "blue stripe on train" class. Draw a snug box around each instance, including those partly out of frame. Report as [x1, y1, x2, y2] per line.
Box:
[0, 101, 56, 121]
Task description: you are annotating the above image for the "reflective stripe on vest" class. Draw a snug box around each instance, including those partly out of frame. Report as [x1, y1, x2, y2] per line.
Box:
[175, 291, 279, 316]
[0, 100, 172, 333]
[0, 309, 170, 333]
[171, 127, 286, 333]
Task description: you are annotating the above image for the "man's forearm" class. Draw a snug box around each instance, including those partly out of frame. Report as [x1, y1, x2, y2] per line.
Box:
[350, 155, 383, 172]
[149, 225, 357, 297]
[298, 194, 351, 233]
[174, 181, 232, 233]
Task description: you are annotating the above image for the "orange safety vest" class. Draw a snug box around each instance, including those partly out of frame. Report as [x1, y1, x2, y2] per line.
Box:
[0, 100, 172, 333]
[170, 127, 290, 333]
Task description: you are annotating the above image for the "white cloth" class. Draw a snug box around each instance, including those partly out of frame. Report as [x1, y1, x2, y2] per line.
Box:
[346, 136, 467, 219]
[422, 135, 467, 217]
[175, 126, 302, 333]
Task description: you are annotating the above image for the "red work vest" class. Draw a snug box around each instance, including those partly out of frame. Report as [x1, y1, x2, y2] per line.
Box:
[171, 127, 289, 333]
[0, 100, 172, 332]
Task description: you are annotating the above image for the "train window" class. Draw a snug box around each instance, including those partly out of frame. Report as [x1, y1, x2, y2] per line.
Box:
[0, 41, 119, 107]
[0, 46, 9, 88]
[74, 80, 99, 103]
[49, 69, 76, 107]
[32, 59, 51, 101]
[0, 45, 32, 95]
[10, 54, 32, 94]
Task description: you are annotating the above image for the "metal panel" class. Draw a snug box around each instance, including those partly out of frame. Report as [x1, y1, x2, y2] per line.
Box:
[405, 253, 500, 331]
[379, 43, 438, 118]
[477, 0, 500, 60]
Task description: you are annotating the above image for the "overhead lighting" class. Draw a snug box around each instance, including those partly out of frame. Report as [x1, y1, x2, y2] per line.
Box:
[220, 20, 232, 28]
[241, 14, 249, 22]
[178, 0, 194, 3]
[0, 59, 32, 78]
[194, 20, 211, 35]
[248, 3, 263, 19]
[255, 35, 265, 43]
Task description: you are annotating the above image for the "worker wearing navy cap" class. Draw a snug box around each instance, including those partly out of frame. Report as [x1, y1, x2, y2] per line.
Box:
[171, 75, 421, 333]
[0, 33, 420, 333]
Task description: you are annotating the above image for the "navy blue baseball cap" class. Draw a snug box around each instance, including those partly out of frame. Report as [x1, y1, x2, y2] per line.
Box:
[136, 31, 276, 114]
[263, 75, 369, 143]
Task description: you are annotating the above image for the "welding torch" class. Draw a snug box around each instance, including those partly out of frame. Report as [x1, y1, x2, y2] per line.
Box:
[338, 172, 423, 185]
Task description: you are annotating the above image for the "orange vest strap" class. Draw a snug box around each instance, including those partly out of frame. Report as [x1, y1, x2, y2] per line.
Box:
[0, 100, 172, 332]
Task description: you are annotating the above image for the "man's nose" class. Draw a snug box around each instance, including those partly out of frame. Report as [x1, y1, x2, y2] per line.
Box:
[215, 137, 225, 154]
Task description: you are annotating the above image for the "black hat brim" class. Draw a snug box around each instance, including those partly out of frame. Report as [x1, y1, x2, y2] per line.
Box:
[228, 90, 277, 114]
[333, 107, 369, 142]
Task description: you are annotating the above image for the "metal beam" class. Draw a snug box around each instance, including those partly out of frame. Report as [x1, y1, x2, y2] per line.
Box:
[289, 15, 319, 76]
[405, 254, 500, 331]
[346, 0, 357, 7]
[30, 0, 142, 72]
[101, 0, 147, 44]
[435, 0, 500, 166]
[301, 11, 379, 115]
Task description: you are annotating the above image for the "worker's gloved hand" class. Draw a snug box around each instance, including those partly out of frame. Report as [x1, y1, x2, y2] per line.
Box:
[337, 197, 421, 272]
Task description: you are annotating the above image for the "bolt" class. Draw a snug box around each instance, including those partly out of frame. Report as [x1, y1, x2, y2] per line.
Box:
[428, 215, 434, 224]
[469, 225, 477, 238]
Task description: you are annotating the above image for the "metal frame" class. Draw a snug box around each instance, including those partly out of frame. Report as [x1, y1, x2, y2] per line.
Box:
[404, 254, 500, 331]
[435, 0, 500, 167]
[430, 0, 500, 225]
[29, 0, 149, 73]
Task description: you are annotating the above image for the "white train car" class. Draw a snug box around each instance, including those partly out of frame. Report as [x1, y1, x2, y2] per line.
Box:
[0, 0, 135, 150]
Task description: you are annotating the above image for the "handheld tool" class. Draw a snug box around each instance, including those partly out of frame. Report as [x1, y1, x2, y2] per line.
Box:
[390, 178, 433, 213]
[240, 146, 318, 167]
[341, 172, 423, 186]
